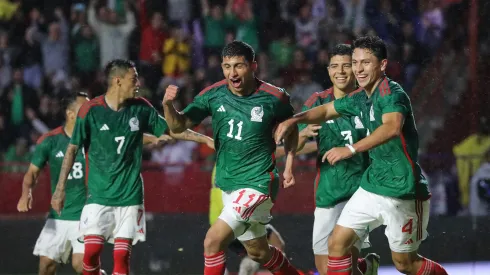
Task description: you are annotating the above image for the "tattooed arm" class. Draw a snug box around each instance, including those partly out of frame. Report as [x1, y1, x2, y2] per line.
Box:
[169, 129, 214, 150]
[51, 144, 79, 215]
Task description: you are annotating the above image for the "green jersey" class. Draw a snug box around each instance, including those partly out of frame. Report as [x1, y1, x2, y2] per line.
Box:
[70, 96, 168, 206]
[31, 126, 86, 220]
[183, 79, 294, 198]
[333, 77, 430, 200]
[300, 88, 370, 207]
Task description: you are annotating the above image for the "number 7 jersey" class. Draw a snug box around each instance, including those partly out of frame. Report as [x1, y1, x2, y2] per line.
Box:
[183, 79, 294, 199]
[70, 96, 169, 206]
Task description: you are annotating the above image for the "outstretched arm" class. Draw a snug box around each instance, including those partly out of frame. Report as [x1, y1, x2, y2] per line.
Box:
[163, 85, 195, 133]
[170, 129, 214, 149]
[17, 164, 42, 212]
[282, 125, 298, 188]
[275, 124, 320, 157]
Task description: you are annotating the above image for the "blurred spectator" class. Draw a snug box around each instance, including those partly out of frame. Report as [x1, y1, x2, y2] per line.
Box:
[20, 26, 43, 90]
[311, 49, 332, 89]
[200, 0, 234, 56]
[268, 33, 295, 75]
[294, 3, 319, 59]
[421, 0, 445, 52]
[167, 0, 192, 24]
[161, 24, 191, 87]
[72, 25, 99, 86]
[469, 149, 490, 216]
[400, 21, 426, 93]
[453, 117, 490, 210]
[340, 0, 367, 36]
[231, 1, 260, 53]
[290, 70, 322, 104]
[88, 0, 135, 68]
[2, 137, 31, 172]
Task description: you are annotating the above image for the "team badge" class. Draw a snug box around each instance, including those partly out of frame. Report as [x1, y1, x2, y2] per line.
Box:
[250, 106, 264, 122]
[129, 117, 140, 131]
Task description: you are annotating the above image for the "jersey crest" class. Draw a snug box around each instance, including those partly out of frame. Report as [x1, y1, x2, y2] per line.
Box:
[250, 106, 264, 122]
[129, 117, 140, 131]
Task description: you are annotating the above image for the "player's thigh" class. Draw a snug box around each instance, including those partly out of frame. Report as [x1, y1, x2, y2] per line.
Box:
[312, 203, 347, 255]
[113, 204, 145, 245]
[33, 219, 76, 264]
[336, 188, 382, 244]
[219, 188, 273, 240]
[382, 198, 430, 253]
[79, 204, 115, 241]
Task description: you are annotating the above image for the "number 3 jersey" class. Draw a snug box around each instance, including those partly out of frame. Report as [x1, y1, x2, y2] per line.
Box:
[300, 88, 370, 208]
[183, 79, 294, 199]
[70, 96, 169, 206]
[31, 126, 87, 220]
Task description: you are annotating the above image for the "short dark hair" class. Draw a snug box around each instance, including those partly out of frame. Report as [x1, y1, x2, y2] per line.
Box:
[329, 44, 353, 63]
[61, 91, 89, 111]
[221, 40, 255, 63]
[353, 36, 387, 61]
[104, 59, 136, 84]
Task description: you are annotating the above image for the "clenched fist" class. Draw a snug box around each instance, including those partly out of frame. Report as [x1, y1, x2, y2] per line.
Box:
[163, 85, 180, 104]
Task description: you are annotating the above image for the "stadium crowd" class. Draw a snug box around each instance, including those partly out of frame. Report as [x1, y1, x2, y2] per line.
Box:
[0, 0, 447, 167]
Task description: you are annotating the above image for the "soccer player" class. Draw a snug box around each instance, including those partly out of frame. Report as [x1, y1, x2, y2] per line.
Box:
[17, 92, 92, 275]
[50, 59, 214, 275]
[163, 41, 301, 275]
[292, 44, 379, 275]
[275, 36, 448, 275]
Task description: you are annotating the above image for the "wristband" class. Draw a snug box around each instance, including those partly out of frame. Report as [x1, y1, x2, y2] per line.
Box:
[346, 144, 356, 155]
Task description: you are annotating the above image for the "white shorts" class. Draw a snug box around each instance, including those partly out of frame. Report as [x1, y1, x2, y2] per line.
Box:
[313, 202, 371, 255]
[79, 203, 146, 245]
[337, 188, 430, 253]
[33, 219, 84, 263]
[219, 188, 274, 242]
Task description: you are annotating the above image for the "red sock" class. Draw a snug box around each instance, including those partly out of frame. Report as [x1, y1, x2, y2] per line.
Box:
[204, 251, 226, 275]
[417, 258, 448, 275]
[327, 255, 352, 275]
[113, 239, 132, 275]
[263, 246, 301, 275]
[357, 257, 367, 274]
[83, 235, 104, 275]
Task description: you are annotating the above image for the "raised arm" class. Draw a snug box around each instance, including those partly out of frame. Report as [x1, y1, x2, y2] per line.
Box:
[17, 164, 42, 212]
[163, 85, 207, 133]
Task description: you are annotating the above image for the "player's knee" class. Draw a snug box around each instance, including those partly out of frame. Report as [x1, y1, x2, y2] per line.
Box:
[39, 256, 57, 275]
[203, 232, 221, 253]
[246, 248, 268, 263]
[391, 253, 415, 274]
[71, 255, 84, 274]
[327, 234, 349, 255]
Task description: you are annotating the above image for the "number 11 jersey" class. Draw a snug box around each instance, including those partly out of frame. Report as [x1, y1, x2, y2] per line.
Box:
[70, 96, 169, 206]
[183, 79, 294, 199]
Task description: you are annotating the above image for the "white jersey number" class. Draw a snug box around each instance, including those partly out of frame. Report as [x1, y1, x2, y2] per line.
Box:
[227, 119, 243, 140]
[68, 162, 83, 180]
[341, 130, 353, 145]
[115, 136, 125, 154]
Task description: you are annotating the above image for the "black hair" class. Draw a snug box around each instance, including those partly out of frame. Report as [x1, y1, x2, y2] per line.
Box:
[221, 40, 255, 63]
[329, 44, 353, 63]
[104, 59, 136, 85]
[61, 91, 89, 111]
[352, 36, 387, 61]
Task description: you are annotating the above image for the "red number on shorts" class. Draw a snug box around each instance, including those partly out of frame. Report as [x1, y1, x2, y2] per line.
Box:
[232, 190, 246, 204]
[402, 218, 413, 234]
[243, 194, 256, 207]
[137, 209, 143, 226]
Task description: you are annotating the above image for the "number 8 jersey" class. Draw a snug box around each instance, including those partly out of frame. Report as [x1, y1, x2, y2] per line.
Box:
[300, 88, 370, 208]
[183, 79, 294, 199]
[70, 96, 168, 206]
[31, 126, 87, 220]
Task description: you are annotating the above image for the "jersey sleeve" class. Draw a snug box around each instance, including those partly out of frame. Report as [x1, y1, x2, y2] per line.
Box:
[182, 93, 211, 125]
[71, 112, 90, 147]
[378, 90, 410, 116]
[30, 138, 50, 169]
[147, 105, 169, 136]
[333, 95, 359, 117]
[275, 92, 294, 123]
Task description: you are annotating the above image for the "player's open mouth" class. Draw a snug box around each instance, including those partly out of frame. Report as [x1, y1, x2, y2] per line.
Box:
[230, 79, 242, 88]
[336, 77, 347, 82]
[357, 75, 368, 81]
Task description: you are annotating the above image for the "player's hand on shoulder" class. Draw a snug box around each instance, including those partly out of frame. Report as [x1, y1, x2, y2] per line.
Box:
[282, 169, 295, 188]
[17, 192, 33, 212]
[300, 124, 321, 138]
[274, 119, 296, 145]
[163, 85, 180, 104]
[322, 147, 354, 165]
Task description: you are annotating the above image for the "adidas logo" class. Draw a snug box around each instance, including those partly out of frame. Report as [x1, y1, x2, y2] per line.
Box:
[217, 105, 226, 112]
[100, 124, 109, 131]
[404, 238, 414, 245]
[56, 151, 64, 158]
